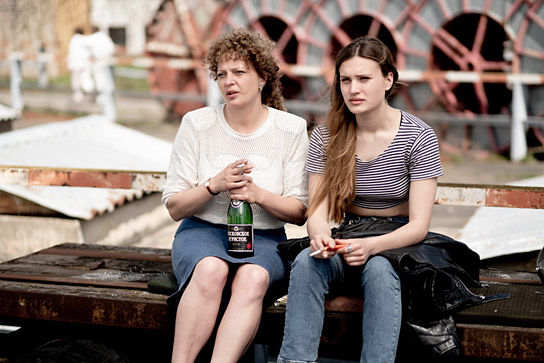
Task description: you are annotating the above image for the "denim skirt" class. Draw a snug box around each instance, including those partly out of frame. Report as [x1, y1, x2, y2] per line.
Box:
[166, 216, 291, 306]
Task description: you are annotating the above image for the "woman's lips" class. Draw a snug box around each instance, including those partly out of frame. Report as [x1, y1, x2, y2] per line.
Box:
[349, 98, 364, 105]
[226, 90, 238, 98]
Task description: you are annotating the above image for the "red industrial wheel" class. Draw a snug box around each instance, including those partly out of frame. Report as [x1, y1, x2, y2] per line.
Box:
[401, 0, 544, 154]
[430, 12, 512, 152]
[297, 0, 402, 102]
[145, 0, 206, 119]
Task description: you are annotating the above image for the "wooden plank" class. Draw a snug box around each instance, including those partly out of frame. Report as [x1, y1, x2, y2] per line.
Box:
[479, 269, 542, 285]
[0, 273, 148, 289]
[0, 253, 170, 281]
[38, 242, 172, 256]
[38, 246, 172, 263]
[0, 243, 172, 289]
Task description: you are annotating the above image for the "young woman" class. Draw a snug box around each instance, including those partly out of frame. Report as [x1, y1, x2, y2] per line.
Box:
[277, 36, 443, 363]
[161, 28, 308, 363]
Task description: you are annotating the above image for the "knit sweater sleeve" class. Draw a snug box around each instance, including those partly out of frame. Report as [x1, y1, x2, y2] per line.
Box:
[161, 112, 199, 207]
[281, 116, 309, 207]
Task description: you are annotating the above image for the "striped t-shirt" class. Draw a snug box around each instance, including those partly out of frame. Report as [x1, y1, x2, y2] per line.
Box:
[306, 111, 443, 209]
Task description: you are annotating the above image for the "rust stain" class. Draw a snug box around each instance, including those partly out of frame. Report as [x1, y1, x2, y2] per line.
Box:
[458, 325, 544, 360]
[69, 171, 132, 189]
[28, 169, 132, 189]
[91, 302, 106, 323]
[486, 189, 544, 209]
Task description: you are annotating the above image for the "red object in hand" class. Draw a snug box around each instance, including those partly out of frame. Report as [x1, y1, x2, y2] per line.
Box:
[323, 242, 350, 251]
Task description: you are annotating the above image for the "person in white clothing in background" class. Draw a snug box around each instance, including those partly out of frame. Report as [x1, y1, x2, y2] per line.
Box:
[87, 26, 115, 110]
[67, 27, 93, 103]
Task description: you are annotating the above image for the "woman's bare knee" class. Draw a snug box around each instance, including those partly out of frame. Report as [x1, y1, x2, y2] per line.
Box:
[191, 257, 229, 294]
[232, 265, 269, 300]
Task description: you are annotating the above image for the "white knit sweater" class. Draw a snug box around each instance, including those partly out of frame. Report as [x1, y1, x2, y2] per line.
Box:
[162, 104, 309, 229]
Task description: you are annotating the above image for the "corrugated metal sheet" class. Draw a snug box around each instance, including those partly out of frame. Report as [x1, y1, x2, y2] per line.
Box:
[0, 114, 172, 220]
[0, 103, 19, 122]
[459, 176, 544, 260]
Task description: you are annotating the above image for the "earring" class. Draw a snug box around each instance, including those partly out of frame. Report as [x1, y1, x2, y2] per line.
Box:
[259, 82, 264, 91]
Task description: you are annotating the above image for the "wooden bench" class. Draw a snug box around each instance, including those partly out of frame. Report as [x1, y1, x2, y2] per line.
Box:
[0, 242, 543, 362]
[1, 167, 544, 361]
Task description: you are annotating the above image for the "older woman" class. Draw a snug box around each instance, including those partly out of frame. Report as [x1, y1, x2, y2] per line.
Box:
[161, 28, 308, 362]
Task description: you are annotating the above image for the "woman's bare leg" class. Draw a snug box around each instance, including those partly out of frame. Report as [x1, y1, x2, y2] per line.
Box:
[210, 264, 269, 363]
[171, 257, 229, 363]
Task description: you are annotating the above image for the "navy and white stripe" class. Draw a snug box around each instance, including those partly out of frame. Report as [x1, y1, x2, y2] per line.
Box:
[307, 111, 443, 209]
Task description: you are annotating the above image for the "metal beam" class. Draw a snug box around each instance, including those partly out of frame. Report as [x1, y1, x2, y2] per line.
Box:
[0, 165, 544, 209]
[2, 166, 544, 209]
[0, 166, 165, 192]
[436, 183, 544, 209]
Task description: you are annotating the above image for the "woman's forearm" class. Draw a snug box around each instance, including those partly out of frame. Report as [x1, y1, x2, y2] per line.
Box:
[307, 213, 332, 240]
[166, 184, 215, 221]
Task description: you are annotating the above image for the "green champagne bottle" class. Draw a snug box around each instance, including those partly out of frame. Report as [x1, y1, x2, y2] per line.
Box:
[227, 199, 254, 258]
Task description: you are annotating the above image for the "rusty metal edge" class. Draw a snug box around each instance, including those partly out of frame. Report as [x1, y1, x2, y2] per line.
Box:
[0, 280, 541, 359]
[0, 166, 166, 192]
[0, 282, 170, 330]
[458, 323, 544, 360]
[436, 183, 544, 209]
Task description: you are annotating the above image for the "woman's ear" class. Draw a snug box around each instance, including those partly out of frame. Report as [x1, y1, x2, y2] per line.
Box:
[385, 72, 394, 91]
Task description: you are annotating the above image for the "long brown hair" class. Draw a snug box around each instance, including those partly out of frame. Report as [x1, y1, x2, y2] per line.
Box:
[204, 28, 286, 111]
[308, 37, 399, 223]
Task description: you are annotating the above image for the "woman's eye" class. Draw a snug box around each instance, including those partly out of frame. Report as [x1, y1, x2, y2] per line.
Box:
[217, 73, 225, 78]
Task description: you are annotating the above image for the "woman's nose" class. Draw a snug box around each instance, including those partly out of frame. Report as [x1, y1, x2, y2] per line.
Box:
[350, 82, 359, 94]
[225, 72, 234, 84]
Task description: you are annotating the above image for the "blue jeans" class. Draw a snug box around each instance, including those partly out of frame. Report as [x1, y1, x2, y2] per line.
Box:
[278, 217, 405, 363]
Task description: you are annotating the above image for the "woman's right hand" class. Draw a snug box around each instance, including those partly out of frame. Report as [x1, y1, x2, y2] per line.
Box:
[309, 233, 336, 259]
[209, 158, 254, 194]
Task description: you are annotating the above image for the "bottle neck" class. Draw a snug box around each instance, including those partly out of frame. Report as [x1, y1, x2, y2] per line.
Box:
[230, 199, 243, 207]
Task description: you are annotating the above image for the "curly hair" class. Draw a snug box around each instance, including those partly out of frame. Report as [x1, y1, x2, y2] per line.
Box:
[309, 37, 399, 223]
[204, 28, 286, 111]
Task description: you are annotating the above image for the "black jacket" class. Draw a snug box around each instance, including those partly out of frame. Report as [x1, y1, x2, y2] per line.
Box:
[334, 218, 483, 311]
[335, 218, 485, 358]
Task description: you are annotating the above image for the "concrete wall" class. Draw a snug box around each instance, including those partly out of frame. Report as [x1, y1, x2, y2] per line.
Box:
[0, 215, 84, 262]
[0, 0, 90, 77]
